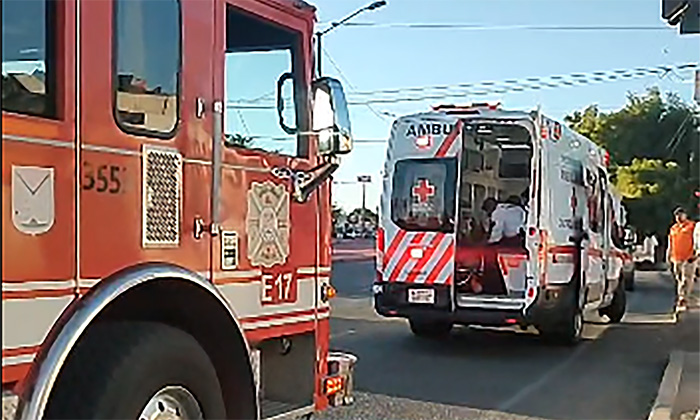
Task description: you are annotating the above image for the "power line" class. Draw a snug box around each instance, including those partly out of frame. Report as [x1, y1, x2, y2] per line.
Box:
[328, 22, 674, 31]
[321, 47, 389, 122]
[666, 113, 693, 156]
[226, 63, 698, 109]
[343, 63, 697, 99]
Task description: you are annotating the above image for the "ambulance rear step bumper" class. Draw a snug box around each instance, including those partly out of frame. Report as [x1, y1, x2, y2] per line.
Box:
[456, 294, 526, 311]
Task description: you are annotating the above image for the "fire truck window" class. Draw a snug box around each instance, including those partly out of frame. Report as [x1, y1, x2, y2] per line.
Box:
[391, 158, 457, 233]
[2, 0, 57, 118]
[223, 6, 301, 156]
[113, 0, 181, 138]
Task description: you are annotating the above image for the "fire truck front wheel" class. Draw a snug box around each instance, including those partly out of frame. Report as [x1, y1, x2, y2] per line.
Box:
[45, 321, 226, 420]
[409, 319, 453, 338]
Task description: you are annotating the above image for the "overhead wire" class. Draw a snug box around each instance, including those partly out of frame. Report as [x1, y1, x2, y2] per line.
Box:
[666, 113, 693, 157]
[321, 47, 390, 122]
[226, 63, 697, 146]
[328, 22, 674, 32]
[227, 63, 698, 109]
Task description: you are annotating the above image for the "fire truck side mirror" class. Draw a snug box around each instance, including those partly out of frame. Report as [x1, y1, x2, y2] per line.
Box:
[312, 77, 353, 156]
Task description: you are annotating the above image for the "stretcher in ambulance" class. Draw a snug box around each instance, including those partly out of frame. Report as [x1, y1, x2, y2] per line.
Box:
[373, 103, 628, 344]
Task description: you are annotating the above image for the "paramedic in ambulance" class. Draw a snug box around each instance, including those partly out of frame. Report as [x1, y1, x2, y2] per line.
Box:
[480, 197, 499, 240]
[520, 187, 530, 211]
[488, 195, 527, 248]
[667, 207, 697, 312]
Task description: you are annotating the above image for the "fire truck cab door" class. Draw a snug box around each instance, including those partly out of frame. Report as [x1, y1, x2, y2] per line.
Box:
[79, 0, 213, 282]
[212, 2, 321, 319]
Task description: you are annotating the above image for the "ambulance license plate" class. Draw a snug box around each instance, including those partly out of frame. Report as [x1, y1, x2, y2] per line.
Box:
[408, 288, 435, 304]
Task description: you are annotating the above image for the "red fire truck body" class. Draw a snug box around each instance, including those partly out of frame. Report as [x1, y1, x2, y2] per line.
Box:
[2, 0, 355, 418]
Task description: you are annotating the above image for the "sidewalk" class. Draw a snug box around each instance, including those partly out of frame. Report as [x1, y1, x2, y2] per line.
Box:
[648, 294, 700, 420]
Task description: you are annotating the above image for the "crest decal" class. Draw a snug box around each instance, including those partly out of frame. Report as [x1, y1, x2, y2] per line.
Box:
[246, 181, 290, 267]
[12, 166, 55, 235]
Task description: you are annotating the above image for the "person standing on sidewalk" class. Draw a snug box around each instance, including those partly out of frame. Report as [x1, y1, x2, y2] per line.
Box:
[667, 207, 697, 312]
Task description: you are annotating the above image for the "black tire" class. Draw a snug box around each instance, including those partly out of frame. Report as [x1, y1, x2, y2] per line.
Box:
[409, 319, 452, 338]
[600, 282, 626, 323]
[45, 321, 227, 420]
[539, 286, 584, 346]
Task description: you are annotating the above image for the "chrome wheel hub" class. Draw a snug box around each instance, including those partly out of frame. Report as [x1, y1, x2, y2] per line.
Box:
[139, 386, 203, 420]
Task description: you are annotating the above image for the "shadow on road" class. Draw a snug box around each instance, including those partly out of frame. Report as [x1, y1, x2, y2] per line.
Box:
[329, 271, 679, 420]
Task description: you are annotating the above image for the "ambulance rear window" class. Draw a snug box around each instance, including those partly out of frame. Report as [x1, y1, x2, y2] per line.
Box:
[391, 158, 457, 232]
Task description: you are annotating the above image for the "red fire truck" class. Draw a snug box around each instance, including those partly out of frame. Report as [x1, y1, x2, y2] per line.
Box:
[2, 0, 356, 419]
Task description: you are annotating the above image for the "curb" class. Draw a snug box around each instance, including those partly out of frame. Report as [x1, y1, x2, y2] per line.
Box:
[648, 351, 685, 420]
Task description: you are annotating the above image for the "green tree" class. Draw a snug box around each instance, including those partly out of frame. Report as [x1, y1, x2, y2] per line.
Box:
[615, 159, 687, 238]
[349, 208, 378, 225]
[332, 204, 346, 226]
[565, 87, 699, 235]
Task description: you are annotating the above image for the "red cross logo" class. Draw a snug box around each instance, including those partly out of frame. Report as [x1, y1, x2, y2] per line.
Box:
[412, 179, 435, 203]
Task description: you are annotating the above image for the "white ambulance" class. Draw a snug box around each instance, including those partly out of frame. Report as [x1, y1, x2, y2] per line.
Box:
[374, 103, 629, 344]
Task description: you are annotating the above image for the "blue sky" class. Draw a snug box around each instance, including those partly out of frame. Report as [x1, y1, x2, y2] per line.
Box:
[309, 0, 699, 212]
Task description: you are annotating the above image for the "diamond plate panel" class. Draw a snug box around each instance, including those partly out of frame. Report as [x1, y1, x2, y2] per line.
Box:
[142, 146, 182, 247]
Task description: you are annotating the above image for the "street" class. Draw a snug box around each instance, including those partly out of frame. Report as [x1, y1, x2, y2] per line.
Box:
[320, 240, 691, 420]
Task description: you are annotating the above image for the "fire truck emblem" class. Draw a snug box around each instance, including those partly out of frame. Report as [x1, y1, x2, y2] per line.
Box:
[246, 181, 290, 267]
[12, 166, 55, 235]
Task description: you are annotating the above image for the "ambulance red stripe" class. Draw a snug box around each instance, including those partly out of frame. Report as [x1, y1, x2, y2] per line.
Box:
[425, 240, 455, 284]
[383, 229, 407, 267]
[405, 233, 446, 283]
[377, 227, 385, 269]
[435, 120, 463, 157]
[387, 233, 427, 283]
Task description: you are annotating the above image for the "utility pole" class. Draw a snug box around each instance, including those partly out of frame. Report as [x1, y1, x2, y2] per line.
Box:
[357, 175, 372, 233]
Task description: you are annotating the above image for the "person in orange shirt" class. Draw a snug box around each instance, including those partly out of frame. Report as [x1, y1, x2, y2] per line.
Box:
[667, 207, 697, 311]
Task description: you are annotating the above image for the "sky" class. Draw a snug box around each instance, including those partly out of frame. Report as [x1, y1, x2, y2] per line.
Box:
[307, 0, 699, 212]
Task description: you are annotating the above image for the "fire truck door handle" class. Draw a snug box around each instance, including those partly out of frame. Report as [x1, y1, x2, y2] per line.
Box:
[193, 217, 219, 240]
[194, 217, 205, 240]
[196, 97, 205, 119]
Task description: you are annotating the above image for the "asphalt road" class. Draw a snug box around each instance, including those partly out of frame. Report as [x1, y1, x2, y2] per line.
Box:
[318, 255, 683, 420]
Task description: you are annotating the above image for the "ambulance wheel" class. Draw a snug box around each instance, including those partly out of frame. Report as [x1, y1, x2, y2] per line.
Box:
[45, 321, 226, 420]
[600, 282, 626, 323]
[540, 286, 584, 346]
[409, 319, 452, 338]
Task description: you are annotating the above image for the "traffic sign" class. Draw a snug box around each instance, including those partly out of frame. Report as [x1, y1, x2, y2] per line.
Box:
[357, 175, 372, 183]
